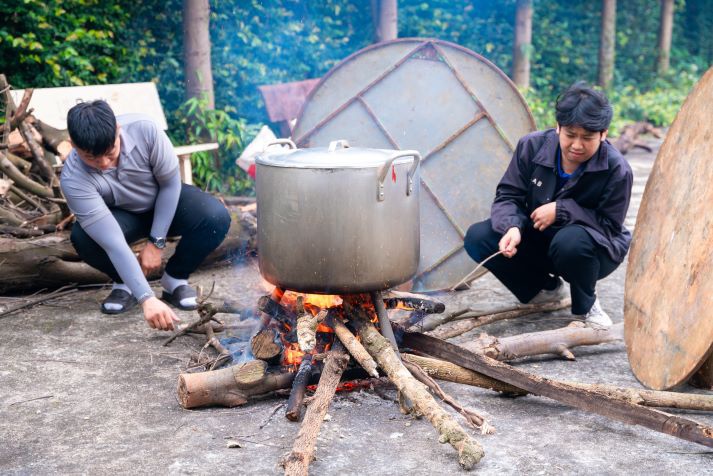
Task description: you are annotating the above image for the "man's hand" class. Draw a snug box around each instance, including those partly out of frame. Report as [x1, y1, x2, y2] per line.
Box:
[530, 202, 557, 231]
[138, 242, 163, 276]
[498, 227, 521, 258]
[142, 297, 180, 331]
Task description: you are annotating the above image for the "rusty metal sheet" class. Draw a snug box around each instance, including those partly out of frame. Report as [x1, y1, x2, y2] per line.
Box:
[624, 66, 713, 390]
[292, 39, 535, 292]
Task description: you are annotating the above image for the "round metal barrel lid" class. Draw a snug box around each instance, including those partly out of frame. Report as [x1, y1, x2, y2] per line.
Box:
[292, 38, 536, 292]
[624, 66, 713, 390]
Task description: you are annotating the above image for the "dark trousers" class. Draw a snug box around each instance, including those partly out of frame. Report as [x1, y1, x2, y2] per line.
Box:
[71, 184, 231, 282]
[463, 219, 619, 314]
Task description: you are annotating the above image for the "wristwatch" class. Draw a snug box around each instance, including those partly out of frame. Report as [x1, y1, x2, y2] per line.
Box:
[149, 235, 167, 249]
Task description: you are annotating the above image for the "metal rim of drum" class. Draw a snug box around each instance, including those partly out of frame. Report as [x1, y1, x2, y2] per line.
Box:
[292, 38, 536, 292]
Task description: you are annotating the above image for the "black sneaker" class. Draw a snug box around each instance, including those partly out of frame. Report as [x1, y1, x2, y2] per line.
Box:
[101, 289, 138, 315]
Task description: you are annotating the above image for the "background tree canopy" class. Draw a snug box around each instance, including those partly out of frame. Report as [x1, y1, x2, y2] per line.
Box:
[1, 0, 712, 192]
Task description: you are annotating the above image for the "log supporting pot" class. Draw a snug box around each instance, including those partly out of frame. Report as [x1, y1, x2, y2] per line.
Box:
[256, 139, 421, 294]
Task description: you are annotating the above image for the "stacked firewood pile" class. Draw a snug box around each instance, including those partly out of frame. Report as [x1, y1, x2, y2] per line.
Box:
[169, 289, 713, 474]
[0, 74, 74, 238]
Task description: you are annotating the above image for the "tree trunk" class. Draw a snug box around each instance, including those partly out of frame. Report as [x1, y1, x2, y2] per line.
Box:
[597, 0, 617, 89]
[657, 0, 675, 75]
[0, 204, 256, 294]
[183, 0, 215, 109]
[371, 0, 398, 44]
[512, 0, 533, 89]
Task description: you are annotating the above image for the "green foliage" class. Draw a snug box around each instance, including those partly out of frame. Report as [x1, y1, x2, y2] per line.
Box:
[172, 97, 257, 195]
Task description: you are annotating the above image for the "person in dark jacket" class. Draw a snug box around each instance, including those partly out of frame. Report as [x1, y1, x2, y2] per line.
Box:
[464, 82, 633, 326]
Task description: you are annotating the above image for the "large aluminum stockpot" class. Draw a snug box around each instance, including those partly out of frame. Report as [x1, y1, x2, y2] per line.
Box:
[256, 139, 421, 294]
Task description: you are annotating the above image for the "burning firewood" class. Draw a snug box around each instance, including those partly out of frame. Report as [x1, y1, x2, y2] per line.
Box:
[332, 317, 379, 378]
[350, 310, 484, 470]
[251, 328, 283, 361]
[285, 355, 313, 421]
[281, 341, 350, 476]
[295, 296, 327, 352]
[382, 290, 446, 314]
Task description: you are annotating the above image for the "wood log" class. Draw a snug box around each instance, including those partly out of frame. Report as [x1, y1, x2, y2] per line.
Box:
[462, 321, 623, 361]
[285, 354, 313, 421]
[426, 298, 571, 340]
[7, 129, 32, 159]
[351, 314, 484, 470]
[0, 225, 45, 238]
[281, 342, 349, 476]
[403, 331, 713, 448]
[296, 308, 327, 352]
[6, 152, 32, 174]
[177, 359, 295, 408]
[333, 318, 379, 377]
[404, 353, 713, 411]
[0, 153, 54, 197]
[0, 204, 257, 293]
[251, 328, 283, 361]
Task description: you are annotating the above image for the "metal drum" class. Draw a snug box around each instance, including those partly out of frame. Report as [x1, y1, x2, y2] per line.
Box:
[292, 38, 536, 292]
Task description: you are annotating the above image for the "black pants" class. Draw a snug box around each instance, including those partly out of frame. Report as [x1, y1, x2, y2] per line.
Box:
[71, 184, 231, 282]
[463, 219, 619, 314]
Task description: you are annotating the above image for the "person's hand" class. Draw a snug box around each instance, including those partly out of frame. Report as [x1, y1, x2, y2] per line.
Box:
[530, 202, 557, 231]
[498, 227, 521, 258]
[142, 297, 180, 331]
[138, 242, 163, 276]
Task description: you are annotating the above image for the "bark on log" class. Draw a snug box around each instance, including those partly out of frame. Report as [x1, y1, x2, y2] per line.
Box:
[352, 316, 484, 470]
[296, 306, 327, 352]
[403, 332, 713, 448]
[333, 318, 379, 377]
[613, 122, 664, 155]
[404, 353, 713, 411]
[426, 298, 572, 339]
[0, 153, 54, 197]
[251, 328, 283, 361]
[177, 359, 295, 408]
[286, 355, 313, 421]
[462, 321, 623, 361]
[282, 342, 349, 476]
[0, 204, 257, 293]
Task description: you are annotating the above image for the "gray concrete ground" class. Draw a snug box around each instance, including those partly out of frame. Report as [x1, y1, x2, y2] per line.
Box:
[2, 137, 712, 475]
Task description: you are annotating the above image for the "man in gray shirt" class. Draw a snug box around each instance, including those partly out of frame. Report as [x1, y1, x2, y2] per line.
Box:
[60, 100, 231, 331]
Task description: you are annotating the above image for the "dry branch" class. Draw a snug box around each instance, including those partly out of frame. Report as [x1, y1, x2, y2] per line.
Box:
[352, 313, 484, 470]
[426, 298, 572, 339]
[462, 321, 623, 361]
[403, 331, 713, 448]
[282, 341, 349, 476]
[333, 317, 379, 377]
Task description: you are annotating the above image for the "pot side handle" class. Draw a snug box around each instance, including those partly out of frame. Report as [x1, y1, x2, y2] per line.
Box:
[263, 138, 297, 151]
[377, 150, 422, 202]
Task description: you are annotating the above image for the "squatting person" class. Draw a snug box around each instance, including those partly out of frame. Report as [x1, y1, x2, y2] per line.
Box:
[60, 100, 231, 331]
[463, 82, 633, 326]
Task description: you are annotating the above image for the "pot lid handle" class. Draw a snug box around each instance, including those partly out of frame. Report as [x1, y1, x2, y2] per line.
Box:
[328, 139, 350, 152]
[376, 150, 422, 201]
[263, 138, 297, 151]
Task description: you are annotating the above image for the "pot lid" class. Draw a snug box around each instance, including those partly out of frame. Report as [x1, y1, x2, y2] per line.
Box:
[292, 38, 536, 292]
[256, 139, 417, 169]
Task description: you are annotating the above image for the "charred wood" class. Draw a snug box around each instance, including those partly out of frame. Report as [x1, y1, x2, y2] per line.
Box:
[382, 290, 446, 314]
[251, 328, 283, 361]
[285, 354, 313, 421]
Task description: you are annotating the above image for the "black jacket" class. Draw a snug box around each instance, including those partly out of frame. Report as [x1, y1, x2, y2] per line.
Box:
[491, 129, 633, 263]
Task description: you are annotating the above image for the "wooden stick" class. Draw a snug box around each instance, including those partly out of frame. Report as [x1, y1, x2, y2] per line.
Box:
[281, 341, 349, 476]
[402, 358, 494, 434]
[285, 354, 313, 421]
[403, 331, 713, 448]
[296, 296, 326, 352]
[351, 314, 484, 470]
[0, 224, 45, 238]
[462, 321, 623, 361]
[333, 317, 379, 377]
[404, 353, 713, 411]
[382, 290, 446, 314]
[426, 298, 572, 340]
[8, 185, 49, 214]
[0, 286, 78, 319]
[0, 154, 54, 197]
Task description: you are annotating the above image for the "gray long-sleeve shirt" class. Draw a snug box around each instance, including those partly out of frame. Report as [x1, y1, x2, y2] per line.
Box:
[60, 114, 181, 302]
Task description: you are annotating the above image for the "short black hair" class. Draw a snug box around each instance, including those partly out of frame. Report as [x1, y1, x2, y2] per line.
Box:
[66, 100, 117, 155]
[555, 82, 613, 132]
